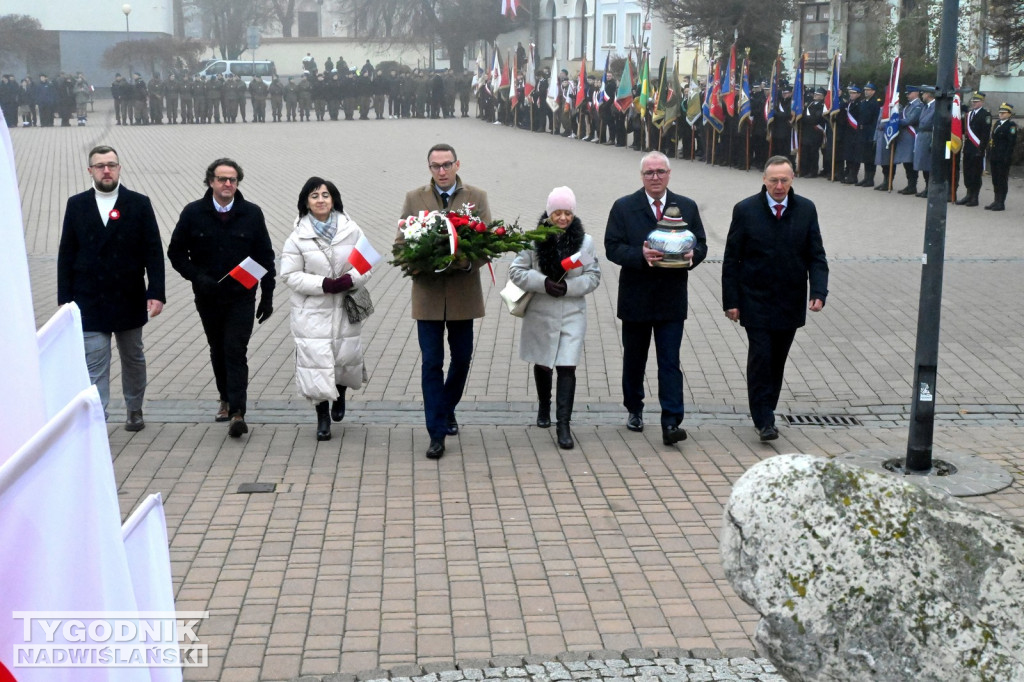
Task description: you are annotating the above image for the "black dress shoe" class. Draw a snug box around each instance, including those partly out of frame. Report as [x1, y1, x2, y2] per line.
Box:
[898, 186, 917, 195]
[125, 410, 145, 432]
[758, 425, 779, 441]
[445, 415, 459, 435]
[426, 438, 445, 459]
[626, 412, 644, 432]
[662, 425, 687, 445]
[916, 190, 928, 198]
[874, 183, 888, 191]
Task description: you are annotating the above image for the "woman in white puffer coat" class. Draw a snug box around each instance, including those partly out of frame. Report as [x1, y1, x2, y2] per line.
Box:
[281, 177, 375, 441]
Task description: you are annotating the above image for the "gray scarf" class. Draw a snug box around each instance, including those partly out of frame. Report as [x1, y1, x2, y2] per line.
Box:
[310, 211, 338, 242]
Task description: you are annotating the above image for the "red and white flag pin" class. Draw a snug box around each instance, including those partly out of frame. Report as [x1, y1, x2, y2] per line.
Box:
[223, 256, 268, 289]
[347, 234, 382, 275]
[560, 250, 595, 271]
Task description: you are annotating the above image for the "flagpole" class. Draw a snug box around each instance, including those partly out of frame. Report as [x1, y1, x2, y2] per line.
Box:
[887, 145, 895, 191]
[745, 123, 750, 170]
[831, 120, 838, 181]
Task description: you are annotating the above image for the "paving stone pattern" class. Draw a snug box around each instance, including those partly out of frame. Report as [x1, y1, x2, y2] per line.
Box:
[11, 101, 1024, 681]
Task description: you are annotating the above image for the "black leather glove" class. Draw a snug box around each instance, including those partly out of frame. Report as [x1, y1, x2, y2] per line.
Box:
[544, 278, 568, 297]
[255, 297, 273, 324]
[321, 274, 353, 294]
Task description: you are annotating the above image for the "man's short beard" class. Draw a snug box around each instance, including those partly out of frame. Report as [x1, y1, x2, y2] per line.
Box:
[94, 178, 119, 193]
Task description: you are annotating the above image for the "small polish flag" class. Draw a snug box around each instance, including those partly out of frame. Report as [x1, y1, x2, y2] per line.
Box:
[561, 250, 595, 271]
[227, 256, 268, 289]
[347, 234, 382, 274]
[501, 0, 517, 16]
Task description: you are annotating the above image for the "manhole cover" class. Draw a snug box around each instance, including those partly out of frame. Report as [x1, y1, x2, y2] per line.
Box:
[236, 482, 277, 494]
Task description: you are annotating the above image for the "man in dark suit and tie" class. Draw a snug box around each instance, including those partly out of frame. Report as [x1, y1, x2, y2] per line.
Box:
[722, 155, 829, 441]
[604, 151, 708, 445]
[57, 145, 165, 431]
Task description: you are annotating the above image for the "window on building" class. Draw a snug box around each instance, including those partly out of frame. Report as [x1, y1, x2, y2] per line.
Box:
[603, 14, 616, 46]
[297, 11, 319, 37]
[626, 13, 641, 48]
[799, 3, 829, 67]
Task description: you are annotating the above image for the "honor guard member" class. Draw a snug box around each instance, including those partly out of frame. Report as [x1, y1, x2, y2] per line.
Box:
[857, 82, 881, 186]
[800, 88, 827, 177]
[164, 73, 180, 123]
[912, 87, 936, 197]
[957, 92, 992, 206]
[269, 74, 284, 122]
[111, 73, 128, 125]
[840, 85, 864, 183]
[284, 77, 298, 121]
[249, 75, 268, 122]
[148, 73, 164, 124]
[896, 86, 924, 194]
[986, 103, 1016, 211]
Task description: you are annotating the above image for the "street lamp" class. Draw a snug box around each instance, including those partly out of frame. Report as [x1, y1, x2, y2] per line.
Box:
[122, 4, 133, 77]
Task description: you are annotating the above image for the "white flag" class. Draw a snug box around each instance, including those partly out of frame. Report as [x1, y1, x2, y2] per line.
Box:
[36, 304, 91, 420]
[0, 386, 148, 682]
[546, 56, 560, 112]
[0, 101, 46, 465]
[122, 493, 182, 682]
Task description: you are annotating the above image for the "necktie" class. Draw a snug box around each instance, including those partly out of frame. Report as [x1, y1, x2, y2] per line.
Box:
[653, 199, 663, 220]
[441, 192, 450, 209]
[774, 204, 784, 220]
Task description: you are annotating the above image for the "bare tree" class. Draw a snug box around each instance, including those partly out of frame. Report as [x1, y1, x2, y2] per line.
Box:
[268, 0, 297, 38]
[188, 0, 273, 59]
[334, 0, 527, 72]
[987, 0, 1024, 66]
[0, 14, 49, 71]
[103, 36, 207, 77]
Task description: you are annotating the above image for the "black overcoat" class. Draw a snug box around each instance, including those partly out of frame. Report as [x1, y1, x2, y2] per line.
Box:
[721, 187, 829, 330]
[57, 186, 166, 333]
[604, 188, 708, 322]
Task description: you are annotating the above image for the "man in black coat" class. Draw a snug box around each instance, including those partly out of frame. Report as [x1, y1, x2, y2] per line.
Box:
[604, 151, 708, 445]
[57, 145, 165, 430]
[722, 156, 829, 441]
[168, 158, 276, 438]
[957, 92, 992, 207]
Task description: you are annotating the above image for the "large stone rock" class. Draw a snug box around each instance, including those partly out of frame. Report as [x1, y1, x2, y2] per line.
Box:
[721, 454, 1024, 682]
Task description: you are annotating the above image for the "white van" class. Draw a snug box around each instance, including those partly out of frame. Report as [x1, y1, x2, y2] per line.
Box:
[195, 60, 276, 84]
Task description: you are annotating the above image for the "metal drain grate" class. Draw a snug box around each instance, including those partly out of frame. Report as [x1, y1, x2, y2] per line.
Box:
[783, 414, 862, 427]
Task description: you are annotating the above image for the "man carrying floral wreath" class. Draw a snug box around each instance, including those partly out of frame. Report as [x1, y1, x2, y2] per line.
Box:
[397, 143, 492, 460]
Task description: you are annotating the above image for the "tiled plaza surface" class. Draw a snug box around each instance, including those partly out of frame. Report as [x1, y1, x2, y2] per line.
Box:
[11, 101, 1024, 681]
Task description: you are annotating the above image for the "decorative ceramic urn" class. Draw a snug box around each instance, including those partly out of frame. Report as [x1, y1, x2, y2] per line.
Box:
[646, 206, 695, 268]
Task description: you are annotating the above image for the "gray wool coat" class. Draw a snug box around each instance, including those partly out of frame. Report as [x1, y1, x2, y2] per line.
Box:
[508, 233, 601, 367]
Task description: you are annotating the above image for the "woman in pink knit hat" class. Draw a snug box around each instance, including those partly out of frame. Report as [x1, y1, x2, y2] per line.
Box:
[508, 186, 602, 449]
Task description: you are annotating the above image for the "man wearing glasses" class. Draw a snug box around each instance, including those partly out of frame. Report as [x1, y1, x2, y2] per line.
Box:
[397, 143, 491, 460]
[722, 156, 828, 441]
[57, 145, 166, 431]
[604, 151, 708, 446]
[168, 158, 276, 438]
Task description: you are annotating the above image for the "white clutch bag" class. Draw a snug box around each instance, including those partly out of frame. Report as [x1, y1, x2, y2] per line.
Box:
[499, 280, 533, 318]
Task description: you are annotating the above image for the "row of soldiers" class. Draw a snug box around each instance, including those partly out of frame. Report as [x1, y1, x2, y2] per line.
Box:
[108, 69, 482, 125]
[482, 69, 1017, 212]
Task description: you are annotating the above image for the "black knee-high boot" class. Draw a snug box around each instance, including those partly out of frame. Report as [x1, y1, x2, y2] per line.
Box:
[332, 385, 346, 422]
[555, 367, 575, 449]
[316, 401, 331, 441]
[534, 365, 552, 428]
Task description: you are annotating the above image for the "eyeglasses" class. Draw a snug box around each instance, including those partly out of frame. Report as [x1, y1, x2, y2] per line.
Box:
[428, 162, 455, 172]
[90, 162, 120, 170]
[214, 176, 238, 184]
[642, 169, 669, 178]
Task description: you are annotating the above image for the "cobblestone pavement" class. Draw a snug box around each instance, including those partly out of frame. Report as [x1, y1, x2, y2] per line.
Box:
[11, 101, 1024, 681]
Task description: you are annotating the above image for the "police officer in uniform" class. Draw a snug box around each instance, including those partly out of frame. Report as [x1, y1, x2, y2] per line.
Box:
[985, 103, 1017, 211]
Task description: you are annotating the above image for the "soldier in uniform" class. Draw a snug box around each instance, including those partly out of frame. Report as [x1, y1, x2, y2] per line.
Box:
[180, 74, 194, 123]
[194, 76, 209, 123]
[912, 88, 935, 197]
[269, 74, 284, 122]
[800, 88, 826, 177]
[893, 86, 924, 193]
[326, 71, 341, 120]
[148, 73, 164, 123]
[207, 75, 223, 123]
[839, 84, 864, 183]
[283, 76, 298, 122]
[856, 83, 881, 187]
[956, 92, 991, 206]
[249, 76, 268, 122]
[111, 73, 128, 125]
[222, 74, 239, 122]
[165, 73, 181, 123]
[770, 85, 793, 165]
[133, 73, 149, 125]
[312, 73, 327, 121]
[297, 74, 313, 121]
[985, 102, 1016, 211]
[237, 74, 248, 122]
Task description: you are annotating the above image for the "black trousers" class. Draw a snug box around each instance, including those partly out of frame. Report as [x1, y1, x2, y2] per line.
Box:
[195, 295, 255, 416]
[621, 319, 685, 427]
[963, 153, 984, 193]
[745, 327, 797, 429]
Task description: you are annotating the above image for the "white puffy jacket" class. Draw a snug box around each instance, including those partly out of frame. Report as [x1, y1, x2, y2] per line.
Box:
[280, 212, 375, 402]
